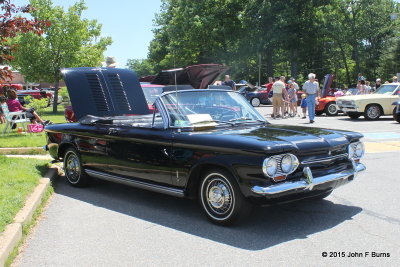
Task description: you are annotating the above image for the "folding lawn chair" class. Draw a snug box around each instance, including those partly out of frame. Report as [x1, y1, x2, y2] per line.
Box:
[1, 103, 30, 135]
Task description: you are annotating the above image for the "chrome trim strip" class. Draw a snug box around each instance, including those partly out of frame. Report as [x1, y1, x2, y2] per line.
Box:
[301, 153, 348, 164]
[251, 163, 366, 195]
[85, 169, 185, 197]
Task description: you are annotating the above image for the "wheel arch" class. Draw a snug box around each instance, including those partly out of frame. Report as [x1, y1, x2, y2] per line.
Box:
[364, 103, 384, 114]
[185, 161, 238, 199]
[58, 142, 79, 159]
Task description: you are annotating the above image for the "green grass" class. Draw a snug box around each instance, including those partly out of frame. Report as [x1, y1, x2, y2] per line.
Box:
[0, 155, 49, 233]
[5, 185, 54, 267]
[0, 106, 65, 148]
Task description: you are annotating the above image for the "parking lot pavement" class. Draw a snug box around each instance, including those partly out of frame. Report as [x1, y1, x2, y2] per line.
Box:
[14, 107, 400, 267]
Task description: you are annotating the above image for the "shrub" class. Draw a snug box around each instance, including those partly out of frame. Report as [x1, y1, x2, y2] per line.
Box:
[24, 96, 48, 115]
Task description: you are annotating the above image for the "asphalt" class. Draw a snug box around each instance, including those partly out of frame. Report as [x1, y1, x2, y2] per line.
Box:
[13, 107, 400, 267]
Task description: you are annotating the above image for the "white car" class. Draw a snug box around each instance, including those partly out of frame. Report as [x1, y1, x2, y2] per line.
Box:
[337, 83, 400, 120]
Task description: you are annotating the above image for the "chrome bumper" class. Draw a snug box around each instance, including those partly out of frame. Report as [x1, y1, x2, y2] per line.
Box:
[251, 162, 366, 195]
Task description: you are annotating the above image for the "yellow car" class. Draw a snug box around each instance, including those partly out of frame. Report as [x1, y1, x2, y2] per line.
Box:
[337, 83, 400, 120]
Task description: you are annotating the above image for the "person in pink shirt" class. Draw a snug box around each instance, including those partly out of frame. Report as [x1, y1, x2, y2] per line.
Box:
[6, 90, 50, 125]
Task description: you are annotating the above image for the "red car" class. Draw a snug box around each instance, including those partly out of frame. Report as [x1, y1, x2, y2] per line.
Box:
[315, 74, 340, 116]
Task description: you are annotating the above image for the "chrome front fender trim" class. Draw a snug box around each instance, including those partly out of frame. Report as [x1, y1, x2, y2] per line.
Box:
[251, 162, 366, 195]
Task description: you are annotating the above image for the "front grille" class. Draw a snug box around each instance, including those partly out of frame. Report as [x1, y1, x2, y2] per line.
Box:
[286, 157, 351, 182]
[339, 100, 354, 106]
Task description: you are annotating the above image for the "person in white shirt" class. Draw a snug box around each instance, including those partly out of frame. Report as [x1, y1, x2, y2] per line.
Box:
[303, 73, 320, 123]
[272, 77, 288, 118]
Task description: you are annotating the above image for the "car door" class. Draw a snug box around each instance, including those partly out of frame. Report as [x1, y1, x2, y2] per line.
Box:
[105, 126, 174, 186]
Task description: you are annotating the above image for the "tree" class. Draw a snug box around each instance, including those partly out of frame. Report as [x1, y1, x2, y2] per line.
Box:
[0, 0, 45, 83]
[126, 59, 155, 77]
[11, 0, 112, 112]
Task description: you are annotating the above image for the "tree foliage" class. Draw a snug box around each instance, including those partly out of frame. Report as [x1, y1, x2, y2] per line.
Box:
[0, 0, 46, 83]
[129, 0, 399, 87]
[10, 0, 112, 112]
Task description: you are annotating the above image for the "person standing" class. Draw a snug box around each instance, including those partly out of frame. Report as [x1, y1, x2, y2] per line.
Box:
[103, 56, 118, 68]
[365, 81, 372, 94]
[375, 79, 382, 91]
[222, 75, 236, 90]
[392, 76, 398, 83]
[272, 77, 287, 118]
[303, 73, 320, 123]
[265, 77, 274, 94]
[357, 80, 366, 94]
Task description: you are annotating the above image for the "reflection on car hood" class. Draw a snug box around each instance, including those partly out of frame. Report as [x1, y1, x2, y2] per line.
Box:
[338, 94, 394, 101]
[176, 124, 362, 155]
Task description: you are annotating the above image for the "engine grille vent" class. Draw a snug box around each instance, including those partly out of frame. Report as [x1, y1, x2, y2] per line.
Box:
[85, 73, 109, 111]
[108, 73, 131, 111]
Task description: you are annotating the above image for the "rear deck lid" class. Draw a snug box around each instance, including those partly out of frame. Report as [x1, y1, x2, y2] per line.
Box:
[61, 67, 150, 120]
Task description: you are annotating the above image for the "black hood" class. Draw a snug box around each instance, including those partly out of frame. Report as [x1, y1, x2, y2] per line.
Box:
[62, 68, 150, 120]
[175, 124, 362, 155]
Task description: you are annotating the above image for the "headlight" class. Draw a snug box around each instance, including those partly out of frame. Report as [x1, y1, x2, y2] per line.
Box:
[355, 142, 365, 158]
[348, 141, 364, 159]
[263, 154, 299, 178]
[281, 154, 292, 173]
[263, 157, 278, 177]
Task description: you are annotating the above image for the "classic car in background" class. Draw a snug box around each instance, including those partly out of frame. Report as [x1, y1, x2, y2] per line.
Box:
[337, 83, 400, 120]
[45, 67, 366, 225]
[0, 83, 61, 106]
[239, 85, 272, 107]
[315, 74, 341, 116]
[64, 64, 227, 122]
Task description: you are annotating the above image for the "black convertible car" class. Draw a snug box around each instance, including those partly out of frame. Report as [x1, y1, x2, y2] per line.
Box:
[44, 67, 366, 225]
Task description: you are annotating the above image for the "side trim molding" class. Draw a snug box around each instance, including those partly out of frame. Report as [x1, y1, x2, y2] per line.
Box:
[85, 169, 185, 198]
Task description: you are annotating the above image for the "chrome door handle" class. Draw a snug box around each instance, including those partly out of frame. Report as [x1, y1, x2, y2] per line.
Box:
[162, 148, 169, 157]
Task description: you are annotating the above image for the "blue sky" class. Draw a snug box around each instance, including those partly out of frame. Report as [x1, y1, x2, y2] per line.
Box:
[14, 0, 162, 67]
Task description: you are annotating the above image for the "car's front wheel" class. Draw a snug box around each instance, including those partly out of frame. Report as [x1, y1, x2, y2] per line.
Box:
[364, 104, 382, 120]
[63, 147, 89, 187]
[199, 169, 252, 225]
[251, 97, 261, 107]
[325, 102, 339, 116]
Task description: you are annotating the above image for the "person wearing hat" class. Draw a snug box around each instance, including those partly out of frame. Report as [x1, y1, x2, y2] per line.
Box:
[103, 56, 118, 68]
[374, 78, 382, 92]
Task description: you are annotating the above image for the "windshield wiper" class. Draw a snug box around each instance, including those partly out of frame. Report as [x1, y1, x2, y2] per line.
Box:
[228, 117, 266, 123]
[190, 120, 234, 126]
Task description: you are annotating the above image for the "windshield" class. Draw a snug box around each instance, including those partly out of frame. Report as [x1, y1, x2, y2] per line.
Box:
[142, 86, 164, 104]
[374, 84, 399, 95]
[160, 91, 266, 127]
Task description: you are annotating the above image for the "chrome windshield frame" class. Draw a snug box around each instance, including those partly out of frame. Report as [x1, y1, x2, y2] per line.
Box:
[156, 89, 267, 129]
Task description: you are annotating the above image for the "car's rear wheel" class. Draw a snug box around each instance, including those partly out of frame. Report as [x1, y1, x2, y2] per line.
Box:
[199, 169, 252, 225]
[64, 147, 89, 187]
[325, 102, 339, 116]
[251, 97, 261, 107]
[347, 112, 360, 119]
[364, 104, 382, 120]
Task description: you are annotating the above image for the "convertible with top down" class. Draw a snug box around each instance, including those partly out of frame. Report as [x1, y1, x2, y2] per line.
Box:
[44, 67, 366, 225]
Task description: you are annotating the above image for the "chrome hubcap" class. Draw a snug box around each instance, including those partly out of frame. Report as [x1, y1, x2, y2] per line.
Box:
[328, 104, 337, 114]
[367, 106, 379, 118]
[66, 154, 80, 182]
[206, 178, 232, 214]
[252, 98, 260, 106]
